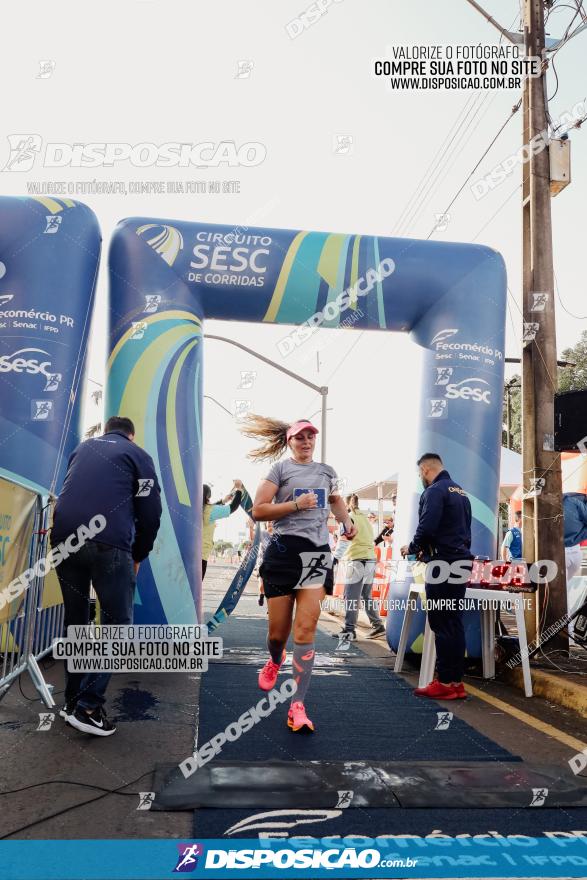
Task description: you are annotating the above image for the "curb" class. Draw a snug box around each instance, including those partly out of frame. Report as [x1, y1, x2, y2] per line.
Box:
[505, 667, 587, 718]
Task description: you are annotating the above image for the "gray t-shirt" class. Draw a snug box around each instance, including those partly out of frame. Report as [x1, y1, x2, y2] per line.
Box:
[264, 458, 338, 547]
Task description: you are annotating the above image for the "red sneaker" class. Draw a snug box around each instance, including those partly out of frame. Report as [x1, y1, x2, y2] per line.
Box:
[413, 680, 461, 700]
[287, 701, 315, 733]
[258, 650, 286, 691]
[452, 682, 467, 699]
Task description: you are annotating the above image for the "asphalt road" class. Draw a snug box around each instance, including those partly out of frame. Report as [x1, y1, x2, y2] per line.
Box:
[0, 562, 586, 842]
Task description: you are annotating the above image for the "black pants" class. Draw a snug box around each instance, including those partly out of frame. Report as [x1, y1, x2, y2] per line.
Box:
[55, 541, 135, 710]
[202, 559, 208, 579]
[425, 568, 469, 684]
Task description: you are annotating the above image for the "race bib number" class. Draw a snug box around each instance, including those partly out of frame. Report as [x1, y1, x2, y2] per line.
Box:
[293, 488, 326, 509]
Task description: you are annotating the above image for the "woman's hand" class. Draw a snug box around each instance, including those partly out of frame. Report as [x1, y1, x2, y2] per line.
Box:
[342, 520, 358, 539]
[296, 491, 318, 510]
[233, 479, 244, 490]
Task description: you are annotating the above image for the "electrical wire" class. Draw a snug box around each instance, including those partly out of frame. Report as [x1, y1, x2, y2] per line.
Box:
[400, 91, 496, 235]
[18, 676, 38, 702]
[392, 91, 483, 234]
[0, 770, 154, 840]
[554, 269, 587, 319]
[507, 284, 523, 319]
[548, 52, 560, 102]
[407, 92, 499, 235]
[471, 184, 521, 242]
[537, 647, 587, 674]
[392, 5, 520, 238]
[506, 293, 522, 359]
[553, 104, 587, 136]
[0, 775, 151, 798]
[410, 9, 521, 239]
[425, 100, 522, 240]
[300, 324, 368, 414]
[548, 10, 587, 58]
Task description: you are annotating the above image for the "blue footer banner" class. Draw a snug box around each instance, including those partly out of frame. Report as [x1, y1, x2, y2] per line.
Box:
[2, 838, 587, 879]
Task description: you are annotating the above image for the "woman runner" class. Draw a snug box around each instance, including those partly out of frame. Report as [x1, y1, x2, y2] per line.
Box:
[244, 415, 357, 733]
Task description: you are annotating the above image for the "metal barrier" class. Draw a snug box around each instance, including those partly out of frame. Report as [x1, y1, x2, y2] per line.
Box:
[0, 488, 60, 708]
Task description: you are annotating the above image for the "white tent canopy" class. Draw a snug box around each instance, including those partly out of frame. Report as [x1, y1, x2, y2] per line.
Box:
[353, 447, 522, 519]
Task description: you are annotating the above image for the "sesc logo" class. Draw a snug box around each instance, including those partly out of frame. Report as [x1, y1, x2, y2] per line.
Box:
[444, 377, 491, 404]
[0, 348, 53, 378]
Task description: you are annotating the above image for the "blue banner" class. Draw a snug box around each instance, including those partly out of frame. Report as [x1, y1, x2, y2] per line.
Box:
[207, 522, 261, 634]
[2, 837, 587, 879]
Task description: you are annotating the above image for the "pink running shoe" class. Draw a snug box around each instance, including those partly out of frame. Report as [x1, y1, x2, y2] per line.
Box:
[287, 701, 315, 733]
[258, 650, 286, 691]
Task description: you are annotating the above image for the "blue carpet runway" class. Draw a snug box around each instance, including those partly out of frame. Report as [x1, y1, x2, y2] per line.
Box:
[183, 594, 587, 839]
[186, 614, 587, 840]
[196, 618, 513, 765]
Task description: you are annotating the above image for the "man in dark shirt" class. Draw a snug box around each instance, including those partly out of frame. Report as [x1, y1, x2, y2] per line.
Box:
[401, 453, 473, 700]
[374, 517, 394, 546]
[51, 416, 162, 735]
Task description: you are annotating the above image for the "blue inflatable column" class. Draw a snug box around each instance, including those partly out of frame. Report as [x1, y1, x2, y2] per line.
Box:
[107, 220, 203, 625]
[388, 248, 507, 657]
[0, 197, 101, 495]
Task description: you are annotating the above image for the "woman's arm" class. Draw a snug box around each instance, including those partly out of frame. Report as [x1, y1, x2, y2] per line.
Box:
[252, 480, 317, 521]
[329, 496, 356, 538]
[227, 490, 242, 513]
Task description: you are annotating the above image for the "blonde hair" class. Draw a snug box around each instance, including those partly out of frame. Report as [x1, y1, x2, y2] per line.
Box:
[240, 413, 291, 462]
[346, 493, 360, 511]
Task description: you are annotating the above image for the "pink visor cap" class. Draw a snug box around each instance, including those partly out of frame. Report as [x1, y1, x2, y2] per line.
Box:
[286, 420, 319, 441]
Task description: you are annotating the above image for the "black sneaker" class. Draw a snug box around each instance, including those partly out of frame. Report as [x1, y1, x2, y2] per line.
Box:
[68, 706, 117, 737]
[331, 629, 356, 641]
[366, 624, 386, 639]
[59, 701, 76, 721]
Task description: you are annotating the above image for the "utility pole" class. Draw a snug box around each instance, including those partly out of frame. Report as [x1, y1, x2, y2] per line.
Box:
[464, 0, 568, 649]
[521, 0, 567, 650]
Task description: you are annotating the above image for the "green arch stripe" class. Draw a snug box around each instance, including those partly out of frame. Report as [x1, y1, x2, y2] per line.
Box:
[166, 338, 200, 506]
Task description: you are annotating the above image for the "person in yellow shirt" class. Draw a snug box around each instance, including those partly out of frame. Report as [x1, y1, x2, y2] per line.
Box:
[332, 494, 385, 640]
[201, 480, 243, 579]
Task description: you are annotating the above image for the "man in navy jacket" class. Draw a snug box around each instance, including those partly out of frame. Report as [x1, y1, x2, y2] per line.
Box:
[401, 453, 473, 701]
[51, 416, 162, 736]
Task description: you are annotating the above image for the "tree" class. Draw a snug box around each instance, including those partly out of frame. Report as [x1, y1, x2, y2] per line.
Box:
[213, 540, 233, 556]
[500, 330, 585, 454]
[502, 375, 521, 453]
[559, 330, 587, 392]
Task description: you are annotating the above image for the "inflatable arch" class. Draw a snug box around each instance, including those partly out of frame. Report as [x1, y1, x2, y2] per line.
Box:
[0, 196, 101, 496]
[108, 217, 506, 653]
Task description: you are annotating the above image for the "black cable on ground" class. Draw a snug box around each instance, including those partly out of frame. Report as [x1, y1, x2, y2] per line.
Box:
[0, 770, 155, 840]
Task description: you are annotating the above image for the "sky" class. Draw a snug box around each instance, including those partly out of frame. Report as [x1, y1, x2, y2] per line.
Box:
[2, 0, 585, 544]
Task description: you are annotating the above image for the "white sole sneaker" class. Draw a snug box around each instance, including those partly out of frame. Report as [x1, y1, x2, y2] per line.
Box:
[68, 710, 117, 737]
[59, 706, 77, 724]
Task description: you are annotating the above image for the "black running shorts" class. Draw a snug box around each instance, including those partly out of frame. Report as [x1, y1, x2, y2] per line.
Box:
[260, 533, 334, 599]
